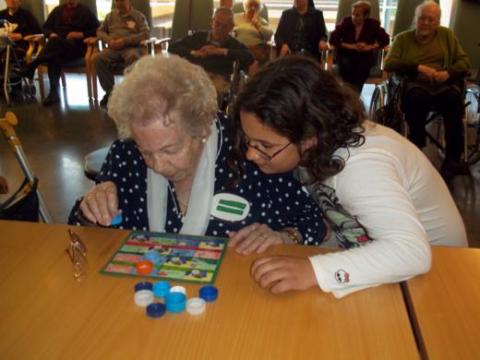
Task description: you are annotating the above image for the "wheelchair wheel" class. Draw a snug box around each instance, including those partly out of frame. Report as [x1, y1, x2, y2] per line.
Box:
[465, 85, 480, 166]
[369, 84, 385, 122]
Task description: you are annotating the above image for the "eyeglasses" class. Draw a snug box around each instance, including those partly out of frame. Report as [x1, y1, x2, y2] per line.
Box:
[245, 138, 292, 161]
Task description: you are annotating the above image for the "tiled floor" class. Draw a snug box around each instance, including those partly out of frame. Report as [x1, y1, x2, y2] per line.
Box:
[1, 76, 479, 247]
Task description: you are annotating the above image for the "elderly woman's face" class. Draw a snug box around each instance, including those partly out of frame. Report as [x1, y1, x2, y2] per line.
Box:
[131, 119, 204, 183]
[351, 7, 367, 26]
[246, 1, 260, 15]
[416, 6, 440, 38]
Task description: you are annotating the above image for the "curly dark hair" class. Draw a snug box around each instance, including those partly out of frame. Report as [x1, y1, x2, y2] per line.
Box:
[230, 55, 366, 184]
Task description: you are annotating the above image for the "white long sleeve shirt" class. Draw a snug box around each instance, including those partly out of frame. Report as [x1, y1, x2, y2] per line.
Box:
[309, 121, 467, 298]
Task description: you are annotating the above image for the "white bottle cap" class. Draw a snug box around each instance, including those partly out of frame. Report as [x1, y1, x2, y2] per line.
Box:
[186, 297, 206, 315]
[134, 289, 154, 307]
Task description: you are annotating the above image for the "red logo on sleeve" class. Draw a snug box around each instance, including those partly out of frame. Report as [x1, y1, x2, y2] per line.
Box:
[334, 269, 350, 283]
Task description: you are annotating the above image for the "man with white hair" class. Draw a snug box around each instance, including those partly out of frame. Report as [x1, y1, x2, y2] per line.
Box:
[168, 7, 255, 79]
[385, 0, 470, 181]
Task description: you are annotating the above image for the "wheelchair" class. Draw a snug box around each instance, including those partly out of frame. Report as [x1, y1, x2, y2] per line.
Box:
[369, 74, 480, 170]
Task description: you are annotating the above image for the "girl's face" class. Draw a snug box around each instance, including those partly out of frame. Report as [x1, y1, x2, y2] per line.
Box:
[240, 111, 304, 174]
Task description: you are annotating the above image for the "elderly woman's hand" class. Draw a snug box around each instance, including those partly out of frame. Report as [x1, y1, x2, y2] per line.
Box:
[433, 70, 450, 83]
[79, 181, 119, 226]
[417, 64, 437, 80]
[279, 43, 290, 57]
[251, 256, 318, 294]
[228, 223, 291, 255]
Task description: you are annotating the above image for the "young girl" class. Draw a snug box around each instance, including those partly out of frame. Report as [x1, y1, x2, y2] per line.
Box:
[230, 55, 467, 298]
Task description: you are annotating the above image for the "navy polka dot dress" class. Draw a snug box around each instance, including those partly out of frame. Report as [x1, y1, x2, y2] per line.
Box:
[69, 113, 326, 245]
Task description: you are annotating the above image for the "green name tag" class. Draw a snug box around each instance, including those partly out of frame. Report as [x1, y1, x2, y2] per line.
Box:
[211, 193, 250, 221]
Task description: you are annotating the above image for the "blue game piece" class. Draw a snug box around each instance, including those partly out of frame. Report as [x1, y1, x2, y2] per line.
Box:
[153, 281, 171, 298]
[146, 303, 166, 318]
[199, 285, 218, 302]
[111, 213, 123, 226]
[134, 281, 153, 292]
[144, 250, 164, 265]
[165, 292, 187, 313]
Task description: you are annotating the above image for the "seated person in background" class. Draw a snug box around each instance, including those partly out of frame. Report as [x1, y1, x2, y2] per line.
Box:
[19, 0, 99, 106]
[94, 0, 149, 107]
[234, 0, 272, 64]
[0, 0, 41, 55]
[275, 0, 328, 60]
[230, 0, 269, 21]
[231, 56, 467, 298]
[168, 7, 256, 96]
[329, 0, 389, 94]
[384, 1, 470, 180]
[69, 55, 326, 254]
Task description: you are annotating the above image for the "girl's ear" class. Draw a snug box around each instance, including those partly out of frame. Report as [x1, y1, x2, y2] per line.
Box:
[300, 136, 317, 153]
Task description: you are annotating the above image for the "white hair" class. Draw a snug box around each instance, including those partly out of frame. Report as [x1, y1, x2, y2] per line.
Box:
[108, 55, 217, 139]
[243, 0, 262, 12]
[414, 0, 441, 24]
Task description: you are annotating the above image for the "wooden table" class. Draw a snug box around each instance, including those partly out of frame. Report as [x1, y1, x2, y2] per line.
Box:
[0, 221, 418, 359]
[405, 246, 480, 360]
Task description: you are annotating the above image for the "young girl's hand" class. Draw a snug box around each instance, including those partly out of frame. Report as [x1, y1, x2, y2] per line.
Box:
[251, 256, 317, 293]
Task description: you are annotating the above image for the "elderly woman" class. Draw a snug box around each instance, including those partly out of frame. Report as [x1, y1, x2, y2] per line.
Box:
[230, 55, 467, 298]
[68, 55, 326, 252]
[274, 0, 328, 59]
[384, 1, 470, 180]
[329, 0, 389, 93]
[234, 0, 272, 63]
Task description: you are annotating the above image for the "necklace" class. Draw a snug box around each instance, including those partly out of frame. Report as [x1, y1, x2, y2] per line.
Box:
[168, 183, 191, 217]
[168, 183, 183, 217]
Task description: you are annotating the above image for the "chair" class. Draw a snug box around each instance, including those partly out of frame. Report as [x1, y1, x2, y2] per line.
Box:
[84, 146, 109, 181]
[370, 75, 476, 169]
[28, 0, 98, 100]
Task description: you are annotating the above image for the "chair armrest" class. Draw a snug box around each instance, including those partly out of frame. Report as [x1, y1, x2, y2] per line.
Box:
[23, 33, 44, 43]
[151, 37, 171, 55]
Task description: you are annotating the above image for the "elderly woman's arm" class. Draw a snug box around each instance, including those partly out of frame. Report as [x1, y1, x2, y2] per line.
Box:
[68, 140, 148, 228]
[229, 168, 327, 254]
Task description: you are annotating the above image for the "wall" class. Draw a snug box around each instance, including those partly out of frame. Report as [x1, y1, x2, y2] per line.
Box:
[450, 0, 480, 74]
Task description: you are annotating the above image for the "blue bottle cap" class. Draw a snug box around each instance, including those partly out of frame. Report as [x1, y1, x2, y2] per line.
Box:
[134, 281, 153, 292]
[165, 292, 187, 313]
[111, 213, 123, 226]
[146, 303, 166, 318]
[199, 285, 218, 302]
[153, 281, 171, 298]
[144, 250, 163, 265]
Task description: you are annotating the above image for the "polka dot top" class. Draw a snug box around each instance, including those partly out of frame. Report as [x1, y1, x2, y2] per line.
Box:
[69, 112, 326, 245]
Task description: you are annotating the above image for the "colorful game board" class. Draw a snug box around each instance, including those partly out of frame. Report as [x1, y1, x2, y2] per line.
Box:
[101, 231, 228, 284]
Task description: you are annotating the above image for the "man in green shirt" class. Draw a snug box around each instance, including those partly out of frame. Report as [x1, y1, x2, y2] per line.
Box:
[384, 0, 470, 181]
